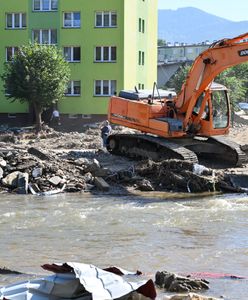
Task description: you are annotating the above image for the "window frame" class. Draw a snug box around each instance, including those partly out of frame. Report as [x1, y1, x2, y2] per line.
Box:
[94, 46, 116, 62]
[32, 29, 57, 44]
[63, 12, 81, 28]
[65, 81, 81, 96]
[33, 0, 58, 11]
[94, 80, 117, 96]
[63, 46, 81, 62]
[138, 51, 145, 65]
[95, 11, 117, 28]
[6, 13, 26, 29]
[6, 47, 19, 62]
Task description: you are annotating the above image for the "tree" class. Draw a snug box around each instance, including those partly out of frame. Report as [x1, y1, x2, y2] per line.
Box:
[2, 43, 71, 132]
[165, 64, 191, 93]
[165, 63, 248, 110]
[158, 39, 167, 46]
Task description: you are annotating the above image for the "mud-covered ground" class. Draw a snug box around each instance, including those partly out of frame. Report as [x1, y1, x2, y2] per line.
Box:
[0, 113, 248, 195]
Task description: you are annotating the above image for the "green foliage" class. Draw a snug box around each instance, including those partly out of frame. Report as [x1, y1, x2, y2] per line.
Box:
[215, 62, 248, 109]
[158, 39, 166, 46]
[1, 43, 70, 131]
[165, 62, 248, 110]
[165, 64, 191, 93]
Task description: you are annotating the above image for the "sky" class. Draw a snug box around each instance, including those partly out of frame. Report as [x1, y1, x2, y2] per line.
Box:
[158, 0, 248, 22]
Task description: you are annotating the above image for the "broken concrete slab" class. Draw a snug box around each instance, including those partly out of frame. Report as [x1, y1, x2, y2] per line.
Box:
[49, 176, 62, 186]
[94, 176, 110, 191]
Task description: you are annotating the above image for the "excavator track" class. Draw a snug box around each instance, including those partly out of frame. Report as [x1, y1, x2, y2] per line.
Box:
[107, 134, 198, 163]
[206, 136, 248, 167]
[107, 134, 247, 167]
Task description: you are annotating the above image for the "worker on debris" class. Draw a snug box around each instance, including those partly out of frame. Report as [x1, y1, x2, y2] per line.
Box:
[101, 120, 112, 148]
[50, 109, 61, 126]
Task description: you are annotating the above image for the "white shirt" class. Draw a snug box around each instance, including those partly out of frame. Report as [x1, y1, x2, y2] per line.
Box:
[52, 110, 60, 117]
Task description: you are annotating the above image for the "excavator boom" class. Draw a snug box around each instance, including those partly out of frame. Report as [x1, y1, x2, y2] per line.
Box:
[107, 33, 248, 167]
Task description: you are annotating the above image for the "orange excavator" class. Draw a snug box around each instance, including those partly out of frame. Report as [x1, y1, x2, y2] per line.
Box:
[107, 32, 248, 166]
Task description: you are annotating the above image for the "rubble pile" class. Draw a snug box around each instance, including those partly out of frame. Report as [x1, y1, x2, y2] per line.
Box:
[133, 160, 223, 193]
[0, 124, 247, 195]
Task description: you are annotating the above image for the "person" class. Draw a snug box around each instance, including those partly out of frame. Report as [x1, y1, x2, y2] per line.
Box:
[50, 109, 61, 126]
[101, 120, 112, 148]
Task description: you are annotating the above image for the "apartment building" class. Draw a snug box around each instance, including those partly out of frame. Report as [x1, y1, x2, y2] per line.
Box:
[0, 0, 157, 126]
[158, 43, 209, 64]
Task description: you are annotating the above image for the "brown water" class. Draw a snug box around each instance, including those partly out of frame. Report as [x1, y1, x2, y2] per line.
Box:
[0, 192, 247, 299]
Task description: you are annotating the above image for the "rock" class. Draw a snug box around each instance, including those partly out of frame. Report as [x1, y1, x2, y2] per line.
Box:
[32, 167, 43, 178]
[17, 173, 29, 194]
[0, 159, 7, 167]
[93, 167, 109, 177]
[2, 171, 22, 187]
[167, 293, 220, 300]
[155, 271, 209, 293]
[0, 167, 3, 179]
[28, 147, 50, 160]
[94, 177, 110, 191]
[74, 158, 90, 166]
[49, 176, 62, 186]
[136, 179, 154, 191]
[84, 172, 93, 183]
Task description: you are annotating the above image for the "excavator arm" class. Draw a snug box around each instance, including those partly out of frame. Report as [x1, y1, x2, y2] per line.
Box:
[175, 32, 248, 129]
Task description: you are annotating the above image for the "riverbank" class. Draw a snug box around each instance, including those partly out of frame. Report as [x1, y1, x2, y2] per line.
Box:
[0, 115, 248, 195]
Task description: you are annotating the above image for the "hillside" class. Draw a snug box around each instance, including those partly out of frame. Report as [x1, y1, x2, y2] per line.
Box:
[158, 7, 248, 44]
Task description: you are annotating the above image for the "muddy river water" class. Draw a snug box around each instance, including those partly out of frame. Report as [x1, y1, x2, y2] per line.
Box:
[0, 192, 247, 299]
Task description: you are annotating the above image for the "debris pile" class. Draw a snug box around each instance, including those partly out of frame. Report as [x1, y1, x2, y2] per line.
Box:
[133, 160, 220, 193]
[0, 125, 247, 195]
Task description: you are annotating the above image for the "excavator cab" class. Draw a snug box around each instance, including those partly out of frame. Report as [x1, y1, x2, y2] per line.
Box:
[192, 82, 230, 136]
[211, 85, 229, 129]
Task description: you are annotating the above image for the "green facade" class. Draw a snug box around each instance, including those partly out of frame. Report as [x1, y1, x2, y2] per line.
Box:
[0, 0, 157, 118]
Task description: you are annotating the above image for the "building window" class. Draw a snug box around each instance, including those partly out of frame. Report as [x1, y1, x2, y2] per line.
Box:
[32, 29, 57, 44]
[33, 0, 58, 11]
[138, 18, 145, 33]
[94, 80, 116, 96]
[6, 13, 26, 29]
[95, 11, 117, 27]
[6, 47, 19, 62]
[65, 81, 81, 96]
[63, 47, 81, 62]
[138, 51, 145, 65]
[95, 46, 116, 62]
[63, 12, 81, 28]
